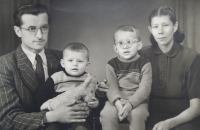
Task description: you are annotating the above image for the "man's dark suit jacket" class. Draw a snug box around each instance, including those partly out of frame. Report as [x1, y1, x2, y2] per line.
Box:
[0, 46, 62, 130]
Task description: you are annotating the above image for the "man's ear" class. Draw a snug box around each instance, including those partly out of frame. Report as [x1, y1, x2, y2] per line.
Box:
[113, 45, 118, 53]
[14, 26, 22, 37]
[85, 62, 90, 70]
[138, 41, 143, 50]
[148, 26, 152, 34]
[60, 59, 65, 68]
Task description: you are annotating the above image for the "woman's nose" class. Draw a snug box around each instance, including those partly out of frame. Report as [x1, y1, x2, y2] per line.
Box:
[158, 26, 164, 34]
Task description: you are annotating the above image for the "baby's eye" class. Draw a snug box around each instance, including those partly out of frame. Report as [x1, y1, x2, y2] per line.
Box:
[163, 24, 168, 27]
[152, 26, 158, 29]
[78, 60, 83, 63]
[127, 41, 131, 43]
[68, 60, 73, 62]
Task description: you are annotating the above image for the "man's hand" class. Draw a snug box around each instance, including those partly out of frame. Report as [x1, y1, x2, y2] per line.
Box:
[96, 79, 108, 97]
[115, 99, 124, 121]
[43, 102, 89, 124]
[88, 97, 99, 108]
[40, 99, 53, 111]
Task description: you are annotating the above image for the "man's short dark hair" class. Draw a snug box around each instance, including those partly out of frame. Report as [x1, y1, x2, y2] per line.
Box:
[13, 4, 50, 27]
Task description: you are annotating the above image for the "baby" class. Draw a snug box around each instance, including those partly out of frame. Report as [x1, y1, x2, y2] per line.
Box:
[35, 42, 98, 130]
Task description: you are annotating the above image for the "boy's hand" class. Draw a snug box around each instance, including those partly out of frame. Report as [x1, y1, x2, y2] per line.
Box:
[96, 79, 108, 97]
[88, 97, 99, 108]
[121, 101, 133, 120]
[115, 99, 124, 121]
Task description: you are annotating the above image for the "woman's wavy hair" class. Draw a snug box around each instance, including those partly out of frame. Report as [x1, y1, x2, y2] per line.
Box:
[149, 6, 185, 46]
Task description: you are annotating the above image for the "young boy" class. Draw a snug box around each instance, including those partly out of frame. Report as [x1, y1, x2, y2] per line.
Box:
[100, 25, 152, 130]
[35, 42, 99, 130]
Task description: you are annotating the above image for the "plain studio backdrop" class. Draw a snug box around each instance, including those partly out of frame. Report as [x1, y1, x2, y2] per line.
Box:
[0, 0, 200, 82]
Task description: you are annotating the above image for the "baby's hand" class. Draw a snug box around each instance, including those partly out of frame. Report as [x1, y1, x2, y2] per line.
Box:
[115, 99, 124, 121]
[88, 97, 99, 108]
[121, 101, 133, 120]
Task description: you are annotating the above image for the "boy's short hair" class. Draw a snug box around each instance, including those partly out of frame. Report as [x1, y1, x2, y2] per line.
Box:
[13, 4, 50, 27]
[114, 25, 141, 43]
[63, 43, 90, 61]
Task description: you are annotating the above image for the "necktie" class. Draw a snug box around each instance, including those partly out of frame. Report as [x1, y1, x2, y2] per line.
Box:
[35, 54, 45, 84]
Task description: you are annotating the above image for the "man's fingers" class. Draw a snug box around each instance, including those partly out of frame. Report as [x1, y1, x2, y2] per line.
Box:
[71, 111, 88, 116]
[103, 79, 107, 84]
[69, 119, 86, 123]
[97, 88, 108, 93]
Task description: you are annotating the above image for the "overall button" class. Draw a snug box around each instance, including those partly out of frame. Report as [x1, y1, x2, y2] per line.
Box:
[161, 64, 165, 68]
[161, 73, 165, 76]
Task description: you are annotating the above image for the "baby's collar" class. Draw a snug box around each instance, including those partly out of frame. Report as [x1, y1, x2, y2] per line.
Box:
[63, 70, 86, 77]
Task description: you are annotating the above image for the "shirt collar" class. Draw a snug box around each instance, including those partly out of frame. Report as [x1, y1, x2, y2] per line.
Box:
[153, 42, 179, 57]
[21, 45, 47, 65]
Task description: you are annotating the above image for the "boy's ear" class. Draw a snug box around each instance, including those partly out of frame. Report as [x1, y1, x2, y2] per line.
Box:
[60, 59, 65, 68]
[85, 62, 90, 70]
[138, 41, 143, 50]
[113, 45, 118, 53]
[14, 26, 22, 37]
[148, 26, 152, 33]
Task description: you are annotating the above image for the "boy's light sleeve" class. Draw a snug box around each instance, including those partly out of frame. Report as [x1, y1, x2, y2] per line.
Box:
[128, 62, 152, 108]
[106, 64, 121, 104]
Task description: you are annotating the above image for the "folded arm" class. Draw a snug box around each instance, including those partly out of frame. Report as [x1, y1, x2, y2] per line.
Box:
[128, 62, 152, 108]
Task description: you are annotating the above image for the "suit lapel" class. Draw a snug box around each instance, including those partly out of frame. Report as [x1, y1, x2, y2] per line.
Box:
[16, 47, 61, 93]
[16, 46, 39, 93]
[45, 49, 61, 76]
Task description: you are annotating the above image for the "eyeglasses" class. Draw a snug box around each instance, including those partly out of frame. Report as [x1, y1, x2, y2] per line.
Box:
[115, 40, 140, 49]
[20, 25, 50, 35]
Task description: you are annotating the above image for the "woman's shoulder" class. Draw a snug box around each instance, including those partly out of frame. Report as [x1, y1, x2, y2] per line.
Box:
[179, 45, 200, 66]
[138, 45, 154, 59]
[179, 45, 200, 59]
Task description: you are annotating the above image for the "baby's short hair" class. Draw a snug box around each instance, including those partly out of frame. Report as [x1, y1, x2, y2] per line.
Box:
[114, 25, 141, 43]
[63, 43, 90, 61]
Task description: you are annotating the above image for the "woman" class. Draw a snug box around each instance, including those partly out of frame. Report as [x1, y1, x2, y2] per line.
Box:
[139, 6, 200, 130]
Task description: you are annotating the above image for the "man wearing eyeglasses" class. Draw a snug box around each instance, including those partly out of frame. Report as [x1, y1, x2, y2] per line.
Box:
[0, 4, 89, 130]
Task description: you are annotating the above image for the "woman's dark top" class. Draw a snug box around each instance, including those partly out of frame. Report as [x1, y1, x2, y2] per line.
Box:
[139, 43, 200, 130]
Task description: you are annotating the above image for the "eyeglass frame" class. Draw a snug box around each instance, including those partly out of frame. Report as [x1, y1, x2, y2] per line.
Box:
[115, 40, 141, 49]
[19, 24, 50, 35]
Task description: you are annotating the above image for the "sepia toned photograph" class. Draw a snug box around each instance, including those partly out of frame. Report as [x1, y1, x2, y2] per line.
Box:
[0, 0, 200, 130]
